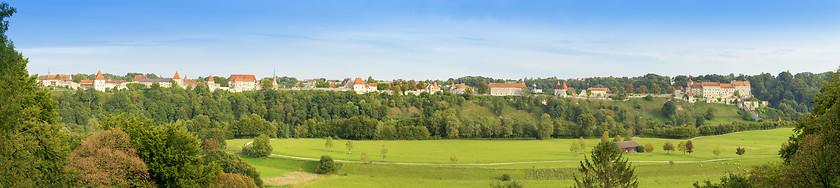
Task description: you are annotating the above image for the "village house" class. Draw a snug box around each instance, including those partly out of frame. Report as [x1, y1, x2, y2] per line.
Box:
[352, 77, 378, 94]
[488, 83, 527, 96]
[36, 74, 79, 88]
[618, 141, 640, 153]
[587, 88, 609, 97]
[81, 71, 126, 91]
[449, 83, 472, 94]
[130, 73, 173, 88]
[228, 74, 259, 92]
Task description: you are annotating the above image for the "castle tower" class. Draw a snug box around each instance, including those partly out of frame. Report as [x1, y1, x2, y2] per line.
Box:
[206, 75, 218, 91]
[93, 70, 106, 91]
[173, 71, 184, 86]
[555, 81, 568, 97]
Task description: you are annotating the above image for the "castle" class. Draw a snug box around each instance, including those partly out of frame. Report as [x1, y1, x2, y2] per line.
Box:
[686, 79, 751, 99]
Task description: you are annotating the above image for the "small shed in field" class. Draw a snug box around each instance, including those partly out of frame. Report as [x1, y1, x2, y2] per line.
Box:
[618, 141, 639, 152]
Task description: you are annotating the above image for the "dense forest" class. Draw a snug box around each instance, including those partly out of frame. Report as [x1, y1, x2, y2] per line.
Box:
[54, 80, 795, 145]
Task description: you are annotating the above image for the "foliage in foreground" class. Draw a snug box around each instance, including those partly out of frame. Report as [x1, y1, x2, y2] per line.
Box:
[69, 128, 153, 187]
[692, 173, 752, 188]
[204, 150, 263, 187]
[102, 114, 222, 187]
[0, 3, 73, 186]
[573, 140, 639, 188]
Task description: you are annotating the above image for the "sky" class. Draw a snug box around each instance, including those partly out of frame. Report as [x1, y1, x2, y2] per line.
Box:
[5, 0, 840, 80]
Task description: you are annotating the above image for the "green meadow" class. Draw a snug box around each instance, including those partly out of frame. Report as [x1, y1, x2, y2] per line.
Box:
[228, 128, 792, 187]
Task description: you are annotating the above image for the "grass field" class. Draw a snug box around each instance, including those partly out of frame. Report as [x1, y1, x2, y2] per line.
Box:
[228, 128, 792, 187]
[228, 128, 791, 164]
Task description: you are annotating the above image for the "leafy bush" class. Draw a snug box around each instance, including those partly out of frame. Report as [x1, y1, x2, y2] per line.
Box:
[204, 150, 263, 187]
[501, 174, 511, 181]
[635, 145, 646, 153]
[243, 134, 272, 158]
[210, 173, 257, 188]
[317, 155, 337, 174]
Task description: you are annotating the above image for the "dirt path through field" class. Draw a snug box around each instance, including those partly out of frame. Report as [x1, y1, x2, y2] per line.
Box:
[268, 153, 773, 166]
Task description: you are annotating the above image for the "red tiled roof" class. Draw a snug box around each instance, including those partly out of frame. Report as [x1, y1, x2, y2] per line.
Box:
[133, 75, 147, 81]
[732, 81, 750, 87]
[457, 83, 470, 89]
[555, 81, 568, 89]
[588, 88, 608, 91]
[207, 75, 215, 82]
[368, 83, 378, 87]
[105, 80, 125, 84]
[229, 74, 256, 82]
[95, 71, 105, 80]
[354, 78, 365, 85]
[80, 80, 94, 84]
[690, 83, 703, 88]
[488, 83, 526, 88]
[173, 71, 181, 79]
[701, 82, 720, 86]
[433, 81, 439, 90]
[720, 84, 734, 88]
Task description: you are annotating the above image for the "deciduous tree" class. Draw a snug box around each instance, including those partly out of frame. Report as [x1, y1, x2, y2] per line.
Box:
[478, 81, 489, 94]
[316, 155, 336, 174]
[325, 136, 334, 152]
[380, 145, 388, 161]
[244, 134, 272, 158]
[345, 140, 354, 154]
[361, 152, 369, 164]
[0, 3, 72, 186]
[69, 128, 153, 187]
[538, 113, 554, 139]
[663, 142, 674, 154]
[204, 150, 263, 187]
[686, 140, 694, 156]
[450, 152, 458, 166]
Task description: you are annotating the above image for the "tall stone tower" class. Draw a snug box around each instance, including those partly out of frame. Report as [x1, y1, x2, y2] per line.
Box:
[93, 70, 106, 91]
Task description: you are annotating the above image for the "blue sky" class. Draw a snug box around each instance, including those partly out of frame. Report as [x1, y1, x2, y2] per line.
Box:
[5, 0, 840, 80]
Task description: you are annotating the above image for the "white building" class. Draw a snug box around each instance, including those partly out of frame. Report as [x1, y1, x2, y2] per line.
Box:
[554, 81, 567, 97]
[352, 77, 377, 94]
[488, 83, 527, 96]
[587, 88, 609, 97]
[686, 79, 751, 99]
[228, 74, 258, 92]
[131, 75, 172, 88]
[36, 74, 79, 88]
[450, 83, 472, 94]
[87, 70, 126, 91]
